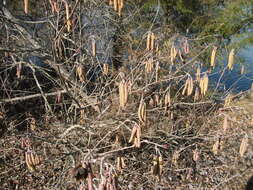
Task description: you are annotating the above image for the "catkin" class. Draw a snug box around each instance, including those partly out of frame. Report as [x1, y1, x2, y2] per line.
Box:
[119, 80, 128, 108]
[150, 33, 155, 51]
[241, 65, 244, 75]
[196, 66, 201, 82]
[92, 39, 96, 56]
[103, 64, 109, 75]
[145, 58, 153, 73]
[114, 0, 118, 11]
[199, 74, 208, 95]
[223, 115, 229, 133]
[24, 0, 29, 14]
[138, 101, 146, 124]
[239, 135, 248, 157]
[76, 65, 85, 82]
[170, 45, 177, 64]
[228, 49, 235, 70]
[182, 76, 194, 96]
[65, 2, 71, 32]
[210, 46, 217, 67]
[146, 33, 151, 50]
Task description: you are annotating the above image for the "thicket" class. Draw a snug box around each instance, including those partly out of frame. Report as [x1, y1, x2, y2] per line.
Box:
[0, 0, 253, 190]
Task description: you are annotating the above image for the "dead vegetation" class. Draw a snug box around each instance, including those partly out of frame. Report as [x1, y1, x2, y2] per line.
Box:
[0, 0, 253, 190]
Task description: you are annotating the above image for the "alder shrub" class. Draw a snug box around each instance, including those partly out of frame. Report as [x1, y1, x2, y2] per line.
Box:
[0, 1, 252, 189]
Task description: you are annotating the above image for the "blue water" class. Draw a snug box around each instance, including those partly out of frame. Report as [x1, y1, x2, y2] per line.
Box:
[209, 45, 253, 93]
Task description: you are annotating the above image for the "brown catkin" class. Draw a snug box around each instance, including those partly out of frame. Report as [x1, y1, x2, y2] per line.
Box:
[228, 49, 235, 70]
[210, 46, 217, 67]
[24, 0, 29, 14]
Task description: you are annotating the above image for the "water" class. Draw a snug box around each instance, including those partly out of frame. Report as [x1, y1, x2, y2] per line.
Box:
[209, 44, 253, 94]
